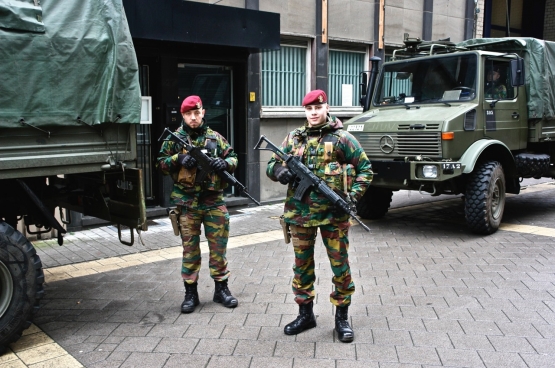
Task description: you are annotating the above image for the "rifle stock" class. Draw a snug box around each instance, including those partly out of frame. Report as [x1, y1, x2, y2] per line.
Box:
[254, 135, 370, 232]
[159, 128, 261, 206]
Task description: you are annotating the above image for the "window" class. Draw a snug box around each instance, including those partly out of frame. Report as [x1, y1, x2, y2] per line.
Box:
[328, 49, 366, 106]
[261, 43, 308, 106]
[484, 60, 513, 99]
[374, 54, 478, 106]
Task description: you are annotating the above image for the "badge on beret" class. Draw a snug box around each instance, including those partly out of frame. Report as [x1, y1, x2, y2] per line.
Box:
[196, 102, 201, 109]
[318, 95, 323, 103]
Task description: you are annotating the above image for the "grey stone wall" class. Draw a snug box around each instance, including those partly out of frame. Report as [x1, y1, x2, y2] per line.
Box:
[260, 0, 316, 37]
[430, 0, 467, 42]
[328, 0, 375, 42]
[384, 0, 424, 46]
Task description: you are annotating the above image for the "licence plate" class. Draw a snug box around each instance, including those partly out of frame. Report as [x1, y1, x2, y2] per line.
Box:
[442, 163, 461, 170]
[347, 124, 364, 132]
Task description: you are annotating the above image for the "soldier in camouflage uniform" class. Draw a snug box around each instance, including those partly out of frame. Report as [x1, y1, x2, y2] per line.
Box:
[485, 66, 507, 99]
[157, 95, 238, 313]
[266, 90, 373, 342]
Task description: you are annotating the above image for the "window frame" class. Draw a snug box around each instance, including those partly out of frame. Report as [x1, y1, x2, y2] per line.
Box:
[260, 39, 311, 109]
[328, 44, 368, 108]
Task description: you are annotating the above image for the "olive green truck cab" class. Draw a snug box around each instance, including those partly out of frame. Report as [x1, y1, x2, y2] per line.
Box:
[345, 37, 555, 235]
[0, 1, 146, 350]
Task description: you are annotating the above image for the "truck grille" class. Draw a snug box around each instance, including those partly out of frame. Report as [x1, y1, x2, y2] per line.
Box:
[356, 132, 442, 158]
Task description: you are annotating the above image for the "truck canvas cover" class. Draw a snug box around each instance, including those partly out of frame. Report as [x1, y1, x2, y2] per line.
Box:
[0, 0, 141, 128]
[457, 37, 555, 120]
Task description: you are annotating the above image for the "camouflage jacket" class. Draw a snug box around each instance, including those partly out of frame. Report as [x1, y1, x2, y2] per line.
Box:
[266, 116, 373, 227]
[156, 122, 238, 208]
[485, 82, 507, 99]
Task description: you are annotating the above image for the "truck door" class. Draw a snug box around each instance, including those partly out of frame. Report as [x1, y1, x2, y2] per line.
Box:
[482, 60, 526, 149]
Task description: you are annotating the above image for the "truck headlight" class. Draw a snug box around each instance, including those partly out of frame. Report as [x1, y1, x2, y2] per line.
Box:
[422, 165, 438, 178]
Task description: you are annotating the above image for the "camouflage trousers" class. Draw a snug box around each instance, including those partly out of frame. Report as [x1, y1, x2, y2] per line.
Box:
[290, 221, 354, 307]
[178, 205, 230, 284]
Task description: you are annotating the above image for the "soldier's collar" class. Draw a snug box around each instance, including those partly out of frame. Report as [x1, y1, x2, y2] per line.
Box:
[183, 121, 207, 138]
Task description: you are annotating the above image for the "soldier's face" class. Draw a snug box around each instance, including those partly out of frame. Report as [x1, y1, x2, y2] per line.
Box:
[487, 71, 500, 82]
[182, 108, 205, 129]
[304, 103, 329, 126]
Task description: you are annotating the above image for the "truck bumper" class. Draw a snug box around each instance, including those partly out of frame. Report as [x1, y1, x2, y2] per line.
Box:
[372, 160, 465, 183]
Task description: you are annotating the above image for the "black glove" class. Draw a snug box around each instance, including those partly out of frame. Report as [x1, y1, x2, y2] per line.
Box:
[330, 202, 347, 216]
[274, 166, 295, 185]
[177, 154, 197, 169]
[210, 157, 228, 171]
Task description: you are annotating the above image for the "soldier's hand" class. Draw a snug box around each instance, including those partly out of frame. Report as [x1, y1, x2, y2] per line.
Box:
[177, 154, 197, 169]
[274, 166, 295, 185]
[329, 201, 347, 216]
[210, 157, 228, 171]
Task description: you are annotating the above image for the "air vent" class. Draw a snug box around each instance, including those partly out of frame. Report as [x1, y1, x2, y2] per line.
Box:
[398, 123, 440, 130]
[464, 109, 477, 131]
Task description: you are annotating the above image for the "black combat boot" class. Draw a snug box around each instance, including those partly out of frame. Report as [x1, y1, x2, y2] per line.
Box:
[213, 280, 238, 308]
[335, 305, 354, 342]
[284, 301, 317, 335]
[181, 282, 199, 313]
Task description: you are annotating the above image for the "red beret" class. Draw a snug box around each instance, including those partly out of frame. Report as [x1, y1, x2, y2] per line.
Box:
[180, 95, 203, 113]
[302, 90, 327, 106]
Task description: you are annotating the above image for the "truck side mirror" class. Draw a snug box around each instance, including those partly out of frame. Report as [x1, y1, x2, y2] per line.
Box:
[359, 72, 368, 106]
[510, 58, 525, 87]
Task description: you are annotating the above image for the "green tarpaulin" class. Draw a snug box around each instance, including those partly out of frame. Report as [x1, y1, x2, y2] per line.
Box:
[458, 37, 555, 120]
[0, 0, 141, 128]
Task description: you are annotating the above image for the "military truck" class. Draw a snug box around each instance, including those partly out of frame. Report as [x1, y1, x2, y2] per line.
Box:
[0, 1, 146, 350]
[346, 36, 555, 234]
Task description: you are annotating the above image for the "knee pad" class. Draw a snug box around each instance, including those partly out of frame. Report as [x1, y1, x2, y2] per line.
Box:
[179, 215, 202, 236]
[290, 225, 317, 247]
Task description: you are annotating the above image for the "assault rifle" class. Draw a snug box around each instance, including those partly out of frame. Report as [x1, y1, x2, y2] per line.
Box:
[159, 128, 260, 206]
[254, 135, 370, 231]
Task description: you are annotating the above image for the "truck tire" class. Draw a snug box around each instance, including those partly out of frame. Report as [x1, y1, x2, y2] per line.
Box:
[514, 153, 550, 178]
[356, 187, 393, 219]
[0, 222, 44, 351]
[464, 161, 506, 234]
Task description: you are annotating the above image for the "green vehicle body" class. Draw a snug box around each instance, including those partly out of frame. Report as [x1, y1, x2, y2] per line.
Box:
[0, 1, 146, 350]
[345, 37, 555, 234]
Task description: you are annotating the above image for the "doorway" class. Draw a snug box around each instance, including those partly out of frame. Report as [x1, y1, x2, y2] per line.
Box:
[177, 64, 234, 195]
[177, 64, 233, 145]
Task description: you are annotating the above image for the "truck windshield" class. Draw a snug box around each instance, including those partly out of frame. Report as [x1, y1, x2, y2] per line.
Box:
[373, 53, 477, 106]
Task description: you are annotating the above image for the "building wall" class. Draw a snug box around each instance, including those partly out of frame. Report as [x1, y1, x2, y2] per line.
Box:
[430, 0, 468, 42]
[476, 0, 485, 38]
[260, 0, 316, 37]
[545, 0, 555, 41]
[384, 0, 424, 46]
[328, 0, 375, 42]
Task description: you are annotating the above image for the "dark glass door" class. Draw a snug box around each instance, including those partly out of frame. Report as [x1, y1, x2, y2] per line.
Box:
[177, 64, 234, 194]
[178, 64, 233, 142]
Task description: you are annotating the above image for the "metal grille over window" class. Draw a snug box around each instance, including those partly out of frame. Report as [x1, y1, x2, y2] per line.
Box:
[329, 50, 365, 106]
[262, 45, 306, 106]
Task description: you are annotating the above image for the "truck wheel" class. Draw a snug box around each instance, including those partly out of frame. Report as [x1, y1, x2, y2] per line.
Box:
[356, 187, 393, 219]
[464, 161, 506, 234]
[514, 153, 550, 178]
[0, 222, 44, 351]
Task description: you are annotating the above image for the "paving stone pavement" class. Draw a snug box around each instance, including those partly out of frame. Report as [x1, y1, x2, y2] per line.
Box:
[3, 184, 555, 367]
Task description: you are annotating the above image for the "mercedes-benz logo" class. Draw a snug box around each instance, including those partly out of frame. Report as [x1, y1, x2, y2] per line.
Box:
[379, 135, 395, 154]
